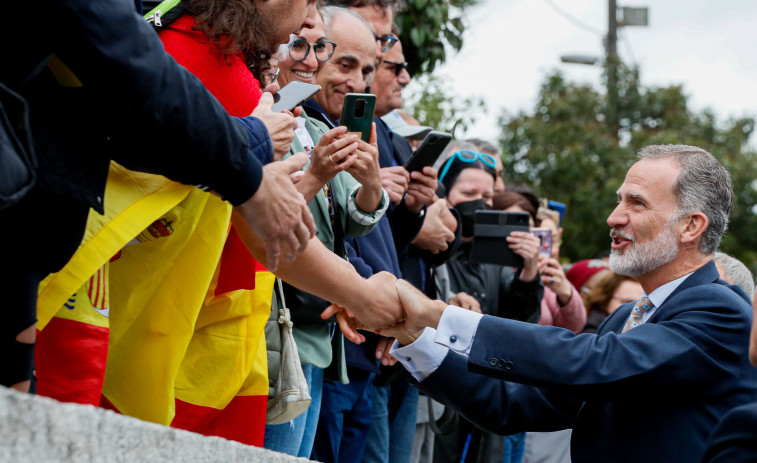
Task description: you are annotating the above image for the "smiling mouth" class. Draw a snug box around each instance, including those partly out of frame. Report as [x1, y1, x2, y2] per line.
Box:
[610, 230, 633, 249]
[293, 70, 315, 80]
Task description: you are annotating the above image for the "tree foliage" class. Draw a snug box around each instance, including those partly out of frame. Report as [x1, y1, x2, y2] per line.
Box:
[395, 0, 480, 75]
[499, 64, 757, 270]
[403, 73, 486, 133]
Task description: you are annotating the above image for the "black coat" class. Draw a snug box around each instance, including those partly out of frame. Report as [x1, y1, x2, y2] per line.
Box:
[1, 0, 269, 212]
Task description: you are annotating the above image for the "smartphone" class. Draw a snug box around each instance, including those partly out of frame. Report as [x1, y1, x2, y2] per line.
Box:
[531, 227, 553, 257]
[271, 81, 321, 113]
[470, 211, 530, 267]
[340, 93, 376, 142]
[403, 131, 453, 173]
[547, 200, 567, 227]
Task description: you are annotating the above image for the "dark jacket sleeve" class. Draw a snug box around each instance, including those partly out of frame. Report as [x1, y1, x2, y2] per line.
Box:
[29, 0, 266, 205]
[388, 201, 425, 253]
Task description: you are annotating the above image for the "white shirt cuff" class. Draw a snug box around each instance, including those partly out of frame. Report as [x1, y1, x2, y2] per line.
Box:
[390, 328, 449, 382]
[435, 305, 483, 357]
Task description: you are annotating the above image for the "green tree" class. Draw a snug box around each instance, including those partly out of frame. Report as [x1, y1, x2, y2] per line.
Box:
[395, 0, 481, 75]
[499, 64, 757, 270]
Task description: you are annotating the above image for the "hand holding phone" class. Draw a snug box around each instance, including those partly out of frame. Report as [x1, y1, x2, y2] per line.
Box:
[403, 131, 452, 173]
[470, 211, 530, 267]
[341, 93, 376, 142]
[271, 81, 321, 113]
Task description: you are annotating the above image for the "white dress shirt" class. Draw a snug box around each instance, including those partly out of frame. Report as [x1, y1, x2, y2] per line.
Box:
[391, 272, 694, 381]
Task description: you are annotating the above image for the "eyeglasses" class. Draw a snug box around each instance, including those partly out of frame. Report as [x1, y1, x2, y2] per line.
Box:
[374, 34, 398, 53]
[383, 60, 409, 77]
[263, 67, 280, 86]
[288, 39, 337, 62]
[439, 150, 497, 183]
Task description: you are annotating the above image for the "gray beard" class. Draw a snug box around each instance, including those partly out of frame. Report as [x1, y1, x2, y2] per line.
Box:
[609, 220, 679, 277]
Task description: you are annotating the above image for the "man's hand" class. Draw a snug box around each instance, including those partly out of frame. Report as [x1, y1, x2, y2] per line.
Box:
[375, 336, 399, 366]
[252, 92, 298, 160]
[380, 166, 410, 205]
[382, 280, 448, 346]
[234, 152, 315, 272]
[347, 124, 383, 212]
[448, 292, 481, 313]
[506, 231, 541, 282]
[404, 166, 438, 214]
[412, 199, 455, 253]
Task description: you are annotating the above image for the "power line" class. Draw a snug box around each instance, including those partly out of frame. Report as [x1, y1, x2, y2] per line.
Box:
[541, 0, 605, 36]
[618, 27, 637, 65]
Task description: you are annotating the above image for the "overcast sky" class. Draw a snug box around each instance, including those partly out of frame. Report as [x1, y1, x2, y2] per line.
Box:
[427, 0, 757, 144]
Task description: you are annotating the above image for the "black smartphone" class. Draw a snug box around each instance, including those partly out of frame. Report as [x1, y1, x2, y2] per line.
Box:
[271, 81, 321, 113]
[340, 93, 376, 142]
[403, 131, 453, 173]
[470, 211, 531, 267]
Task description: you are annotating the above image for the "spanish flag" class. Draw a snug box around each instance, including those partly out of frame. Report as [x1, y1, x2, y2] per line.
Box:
[35, 163, 191, 405]
[171, 239, 273, 446]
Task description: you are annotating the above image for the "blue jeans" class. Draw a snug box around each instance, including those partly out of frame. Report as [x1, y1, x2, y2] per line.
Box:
[263, 364, 324, 458]
[503, 432, 526, 463]
[312, 370, 375, 462]
[363, 375, 419, 463]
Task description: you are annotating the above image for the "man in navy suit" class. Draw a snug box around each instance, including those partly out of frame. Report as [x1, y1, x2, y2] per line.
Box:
[362, 144, 757, 462]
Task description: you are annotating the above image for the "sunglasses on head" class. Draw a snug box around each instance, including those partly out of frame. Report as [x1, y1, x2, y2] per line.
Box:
[439, 150, 497, 183]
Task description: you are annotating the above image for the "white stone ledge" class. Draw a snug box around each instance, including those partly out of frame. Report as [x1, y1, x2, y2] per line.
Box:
[0, 386, 308, 462]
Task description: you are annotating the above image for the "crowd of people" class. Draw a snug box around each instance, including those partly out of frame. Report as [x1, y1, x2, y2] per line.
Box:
[3, 0, 757, 462]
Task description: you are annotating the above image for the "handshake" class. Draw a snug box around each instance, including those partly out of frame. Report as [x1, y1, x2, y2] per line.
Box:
[321, 272, 449, 347]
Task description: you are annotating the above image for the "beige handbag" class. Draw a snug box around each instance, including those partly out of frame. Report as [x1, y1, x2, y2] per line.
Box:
[265, 278, 312, 425]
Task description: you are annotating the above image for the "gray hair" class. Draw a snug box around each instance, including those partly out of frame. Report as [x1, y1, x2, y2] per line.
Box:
[320, 6, 375, 36]
[636, 144, 732, 255]
[714, 252, 755, 296]
[466, 138, 501, 157]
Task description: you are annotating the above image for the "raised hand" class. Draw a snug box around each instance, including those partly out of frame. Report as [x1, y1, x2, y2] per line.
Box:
[251, 92, 298, 160]
[539, 255, 573, 304]
[506, 231, 541, 282]
[412, 198, 455, 254]
[346, 123, 383, 212]
[296, 126, 359, 201]
[380, 166, 410, 205]
[404, 166, 438, 214]
[233, 152, 315, 272]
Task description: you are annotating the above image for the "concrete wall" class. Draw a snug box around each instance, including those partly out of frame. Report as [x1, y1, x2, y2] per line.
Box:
[0, 386, 306, 462]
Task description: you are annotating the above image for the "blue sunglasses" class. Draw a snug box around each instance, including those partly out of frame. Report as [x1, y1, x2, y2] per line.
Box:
[439, 150, 497, 183]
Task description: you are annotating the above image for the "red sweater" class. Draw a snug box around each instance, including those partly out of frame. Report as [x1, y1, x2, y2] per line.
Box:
[159, 15, 262, 117]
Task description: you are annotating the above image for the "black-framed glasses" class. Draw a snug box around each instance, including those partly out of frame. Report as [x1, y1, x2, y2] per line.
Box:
[373, 34, 398, 53]
[288, 39, 337, 62]
[439, 150, 497, 182]
[383, 60, 409, 77]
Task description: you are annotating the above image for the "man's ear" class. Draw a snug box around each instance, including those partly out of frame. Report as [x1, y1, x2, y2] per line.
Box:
[679, 212, 708, 248]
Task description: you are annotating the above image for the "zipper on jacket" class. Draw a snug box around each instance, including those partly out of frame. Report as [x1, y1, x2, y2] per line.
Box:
[144, 0, 182, 27]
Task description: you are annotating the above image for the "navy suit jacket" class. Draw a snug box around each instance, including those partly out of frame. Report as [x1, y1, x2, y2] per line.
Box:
[417, 260, 757, 463]
[702, 401, 757, 462]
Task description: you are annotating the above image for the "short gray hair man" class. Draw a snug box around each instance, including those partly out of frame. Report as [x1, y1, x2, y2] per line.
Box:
[637, 145, 733, 255]
[714, 251, 755, 297]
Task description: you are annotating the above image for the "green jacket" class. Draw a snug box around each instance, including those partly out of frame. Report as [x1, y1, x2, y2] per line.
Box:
[277, 113, 387, 383]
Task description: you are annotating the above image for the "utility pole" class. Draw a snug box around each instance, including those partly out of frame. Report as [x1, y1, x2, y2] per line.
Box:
[606, 0, 619, 135]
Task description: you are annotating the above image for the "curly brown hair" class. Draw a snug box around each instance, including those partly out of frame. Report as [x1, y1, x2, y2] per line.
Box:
[582, 272, 639, 315]
[183, 0, 272, 83]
